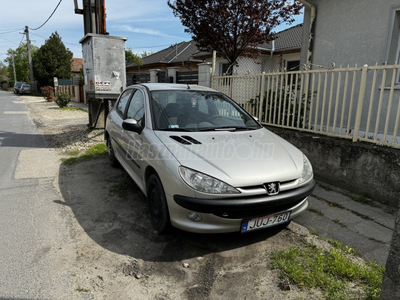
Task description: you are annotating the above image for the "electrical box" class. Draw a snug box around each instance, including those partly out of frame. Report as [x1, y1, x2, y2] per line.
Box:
[79, 33, 127, 128]
[80, 33, 127, 99]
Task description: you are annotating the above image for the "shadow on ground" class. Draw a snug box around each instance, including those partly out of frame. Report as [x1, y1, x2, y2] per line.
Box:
[57, 156, 291, 264]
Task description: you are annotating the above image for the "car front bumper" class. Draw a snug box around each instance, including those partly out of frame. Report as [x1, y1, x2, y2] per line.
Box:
[167, 180, 315, 233]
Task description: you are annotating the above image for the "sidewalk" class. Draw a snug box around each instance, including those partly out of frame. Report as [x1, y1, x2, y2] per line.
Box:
[294, 182, 395, 266]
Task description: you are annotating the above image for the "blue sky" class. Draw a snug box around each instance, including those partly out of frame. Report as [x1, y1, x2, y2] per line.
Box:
[0, 0, 303, 63]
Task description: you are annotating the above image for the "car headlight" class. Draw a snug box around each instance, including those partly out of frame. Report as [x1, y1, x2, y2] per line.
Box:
[299, 154, 313, 184]
[178, 166, 240, 194]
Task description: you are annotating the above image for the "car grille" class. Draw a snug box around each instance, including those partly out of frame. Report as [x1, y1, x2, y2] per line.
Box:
[212, 198, 304, 219]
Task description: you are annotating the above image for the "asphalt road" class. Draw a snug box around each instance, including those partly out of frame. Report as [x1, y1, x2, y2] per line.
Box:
[0, 91, 74, 299]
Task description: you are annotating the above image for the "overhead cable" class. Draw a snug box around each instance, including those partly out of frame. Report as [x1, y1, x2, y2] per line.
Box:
[30, 0, 63, 31]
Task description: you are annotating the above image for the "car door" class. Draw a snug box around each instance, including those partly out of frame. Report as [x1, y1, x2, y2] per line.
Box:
[121, 88, 146, 178]
[109, 88, 133, 160]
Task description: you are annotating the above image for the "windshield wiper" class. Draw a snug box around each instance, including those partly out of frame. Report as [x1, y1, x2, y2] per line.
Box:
[199, 126, 257, 132]
[158, 128, 194, 132]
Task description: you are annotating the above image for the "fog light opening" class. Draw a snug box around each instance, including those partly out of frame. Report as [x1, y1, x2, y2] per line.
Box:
[187, 212, 203, 222]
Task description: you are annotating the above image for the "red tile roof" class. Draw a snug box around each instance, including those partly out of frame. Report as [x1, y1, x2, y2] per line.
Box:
[71, 58, 83, 73]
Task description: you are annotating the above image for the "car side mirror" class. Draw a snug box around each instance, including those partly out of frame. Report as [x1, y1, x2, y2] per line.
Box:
[122, 119, 143, 134]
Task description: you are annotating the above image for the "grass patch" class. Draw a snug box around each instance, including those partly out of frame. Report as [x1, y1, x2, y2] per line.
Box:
[62, 143, 107, 165]
[270, 244, 384, 300]
[109, 176, 132, 198]
[56, 106, 87, 113]
[307, 208, 324, 216]
[76, 287, 90, 293]
[333, 219, 347, 228]
[351, 210, 373, 220]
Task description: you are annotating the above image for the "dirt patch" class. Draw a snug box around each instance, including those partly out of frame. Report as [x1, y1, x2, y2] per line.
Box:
[23, 96, 327, 299]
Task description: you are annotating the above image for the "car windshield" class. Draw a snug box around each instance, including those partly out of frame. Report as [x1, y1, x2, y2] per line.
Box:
[150, 90, 261, 132]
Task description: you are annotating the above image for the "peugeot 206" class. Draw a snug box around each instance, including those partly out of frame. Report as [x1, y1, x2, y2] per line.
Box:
[105, 83, 315, 234]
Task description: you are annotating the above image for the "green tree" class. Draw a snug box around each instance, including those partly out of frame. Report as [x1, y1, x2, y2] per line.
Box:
[32, 32, 73, 87]
[4, 43, 38, 83]
[125, 48, 143, 66]
[168, 0, 302, 74]
[0, 62, 9, 82]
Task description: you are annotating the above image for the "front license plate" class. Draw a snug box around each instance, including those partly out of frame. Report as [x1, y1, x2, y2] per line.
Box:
[241, 211, 291, 233]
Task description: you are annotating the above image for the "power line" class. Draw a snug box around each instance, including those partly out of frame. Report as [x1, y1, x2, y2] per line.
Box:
[0, 28, 24, 35]
[30, 32, 80, 46]
[30, 0, 63, 31]
[0, 35, 17, 44]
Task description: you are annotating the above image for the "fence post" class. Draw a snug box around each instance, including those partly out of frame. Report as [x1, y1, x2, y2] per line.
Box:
[198, 62, 212, 87]
[352, 64, 368, 142]
[149, 69, 160, 83]
[167, 67, 180, 83]
[258, 72, 266, 121]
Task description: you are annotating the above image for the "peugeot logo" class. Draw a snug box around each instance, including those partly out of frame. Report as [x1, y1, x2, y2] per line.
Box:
[264, 182, 280, 195]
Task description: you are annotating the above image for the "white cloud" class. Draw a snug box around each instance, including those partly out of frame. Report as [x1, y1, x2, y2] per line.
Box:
[119, 25, 181, 39]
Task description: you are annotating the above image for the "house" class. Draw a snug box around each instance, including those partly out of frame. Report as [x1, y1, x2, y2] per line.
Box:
[71, 58, 83, 85]
[126, 41, 200, 74]
[126, 24, 303, 81]
[193, 24, 303, 75]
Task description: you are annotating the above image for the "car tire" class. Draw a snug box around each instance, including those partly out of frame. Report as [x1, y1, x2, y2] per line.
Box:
[147, 174, 171, 233]
[107, 137, 120, 168]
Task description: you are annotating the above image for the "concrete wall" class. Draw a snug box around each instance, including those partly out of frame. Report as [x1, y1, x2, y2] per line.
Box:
[267, 126, 400, 208]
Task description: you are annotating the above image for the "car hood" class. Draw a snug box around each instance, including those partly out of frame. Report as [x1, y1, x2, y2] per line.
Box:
[154, 128, 304, 187]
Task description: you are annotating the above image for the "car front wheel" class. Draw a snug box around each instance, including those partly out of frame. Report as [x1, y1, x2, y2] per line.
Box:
[147, 174, 171, 233]
[107, 137, 119, 167]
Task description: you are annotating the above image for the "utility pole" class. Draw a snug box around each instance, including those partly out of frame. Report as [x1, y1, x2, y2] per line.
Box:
[11, 53, 17, 83]
[25, 26, 36, 92]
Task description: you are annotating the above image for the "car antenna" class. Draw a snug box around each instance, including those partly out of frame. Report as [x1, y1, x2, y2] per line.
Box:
[187, 83, 190, 89]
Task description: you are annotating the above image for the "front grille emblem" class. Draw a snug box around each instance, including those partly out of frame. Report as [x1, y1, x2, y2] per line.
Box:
[264, 182, 280, 195]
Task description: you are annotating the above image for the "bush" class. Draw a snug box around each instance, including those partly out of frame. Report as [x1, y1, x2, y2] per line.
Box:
[40, 86, 54, 102]
[55, 92, 72, 108]
[248, 81, 316, 128]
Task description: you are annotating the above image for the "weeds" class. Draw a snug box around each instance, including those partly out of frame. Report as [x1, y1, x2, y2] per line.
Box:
[333, 219, 347, 228]
[369, 238, 385, 244]
[351, 210, 373, 220]
[346, 193, 377, 207]
[56, 106, 87, 113]
[62, 143, 108, 165]
[329, 202, 345, 209]
[270, 243, 384, 300]
[109, 176, 132, 198]
[307, 208, 324, 216]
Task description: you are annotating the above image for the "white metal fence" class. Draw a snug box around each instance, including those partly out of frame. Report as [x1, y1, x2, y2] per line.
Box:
[212, 64, 400, 148]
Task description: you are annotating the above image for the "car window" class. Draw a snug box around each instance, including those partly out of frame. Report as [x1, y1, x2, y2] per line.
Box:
[116, 89, 133, 117]
[126, 90, 145, 125]
[151, 90, 261, 131]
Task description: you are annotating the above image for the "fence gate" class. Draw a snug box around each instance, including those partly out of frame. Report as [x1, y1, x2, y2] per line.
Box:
[177, 70, 198, 84]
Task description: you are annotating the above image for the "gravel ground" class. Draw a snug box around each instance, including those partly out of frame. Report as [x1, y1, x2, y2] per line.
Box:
[22, 95, 104, 152]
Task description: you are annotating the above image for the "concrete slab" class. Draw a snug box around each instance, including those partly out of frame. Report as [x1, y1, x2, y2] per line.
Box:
[347, 221, 394, 244]
[15, 149, 61, 179]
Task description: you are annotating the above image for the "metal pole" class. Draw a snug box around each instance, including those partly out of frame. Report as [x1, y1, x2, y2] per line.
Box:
[11, 53, 17, 83]
[25, 26, 36, 92]
[352, 64, 368, 142]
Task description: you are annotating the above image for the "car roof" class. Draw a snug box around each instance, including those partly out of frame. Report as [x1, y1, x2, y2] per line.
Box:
[128, 83, 217, 92]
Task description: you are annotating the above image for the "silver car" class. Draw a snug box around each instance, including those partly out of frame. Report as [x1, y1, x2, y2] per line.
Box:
[105, 83, 315, 234]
